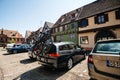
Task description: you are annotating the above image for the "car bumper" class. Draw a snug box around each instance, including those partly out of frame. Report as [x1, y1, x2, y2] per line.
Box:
[88, 63, 120, 80]
[38, 57, 66, 69]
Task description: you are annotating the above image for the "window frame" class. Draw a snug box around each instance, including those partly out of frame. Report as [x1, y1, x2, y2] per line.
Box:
[94, 13, 108, 24]
[78, 18, 88, 28]
[80, 36, 89, 44]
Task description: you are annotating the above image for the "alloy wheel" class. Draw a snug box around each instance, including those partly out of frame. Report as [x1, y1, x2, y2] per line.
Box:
[67, 58, 73, 70]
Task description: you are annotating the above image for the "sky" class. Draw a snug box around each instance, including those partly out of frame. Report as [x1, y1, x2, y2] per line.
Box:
[0, 0, 96, 37]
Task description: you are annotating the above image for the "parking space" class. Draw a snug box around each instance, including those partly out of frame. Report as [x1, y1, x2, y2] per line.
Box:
[0, 48, 90, 80]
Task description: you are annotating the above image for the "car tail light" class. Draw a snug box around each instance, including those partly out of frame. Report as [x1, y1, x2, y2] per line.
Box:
[49, 53, 60, 57]
[34, 47, 37, 51]
[88, 55, 93, 64]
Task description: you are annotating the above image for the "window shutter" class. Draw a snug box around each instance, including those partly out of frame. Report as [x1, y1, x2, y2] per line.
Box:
[115, 10, 120, 19]
[78, 20, 82, 27]
[94, 16, 98, 24]
[105, 14, 109, 22]
[86, 19, 88, 26]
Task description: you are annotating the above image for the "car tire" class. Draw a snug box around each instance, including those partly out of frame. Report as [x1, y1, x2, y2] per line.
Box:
[67, 58, 73, 70]
[90, 78, 96, 80]
[29, 56, 34, 59]
[13, 50, 17, 54]
[83, 53, 86, 60]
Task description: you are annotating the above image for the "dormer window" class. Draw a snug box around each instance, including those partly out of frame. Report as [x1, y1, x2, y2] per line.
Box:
[71, 13, 75, 19]
[12, 34, 16, 36]
[61, 18, 64, 22]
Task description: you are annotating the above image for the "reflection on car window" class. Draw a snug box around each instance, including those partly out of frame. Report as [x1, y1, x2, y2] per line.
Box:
[69, 44, 76, 50]
[94, 42, 120, 54]
[59, 45, 69, 51]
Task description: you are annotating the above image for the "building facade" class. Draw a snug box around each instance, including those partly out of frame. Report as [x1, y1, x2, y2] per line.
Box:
[78, 0, 120, 50]
[52, 9, 79, 43]
[52, 0, 120, 50]
[0, 29, 24, 47]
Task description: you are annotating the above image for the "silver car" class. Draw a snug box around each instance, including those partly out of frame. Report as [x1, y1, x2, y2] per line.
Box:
[88, 39, 120, 80]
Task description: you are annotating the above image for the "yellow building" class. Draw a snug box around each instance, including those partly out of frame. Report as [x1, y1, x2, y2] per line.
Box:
[77, 0, 120, 50]
[52, 0, 120, 51]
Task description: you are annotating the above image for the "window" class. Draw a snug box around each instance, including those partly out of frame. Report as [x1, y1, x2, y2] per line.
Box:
[71, 23, 75, 29]
[59, 27, 63, 32]
[78, 18, 88, 28]
[94, 14, 108, 24]
[61, 18, 64, 22]
[71, 13, 75, 19]
[59, 45, 69, 51]
[70, 34, 75, 39]
[55, 28, 58, 32]
[115, 9, 120, 19]
[68, 44, 76, 50]
[80, 36, 89, 44]
[65, 25, 68, 30]
[57, 27, 60, 32]
[93, 42, 120, 55]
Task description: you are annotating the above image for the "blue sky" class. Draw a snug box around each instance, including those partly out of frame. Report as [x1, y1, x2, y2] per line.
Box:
[0, 0, 96, 37]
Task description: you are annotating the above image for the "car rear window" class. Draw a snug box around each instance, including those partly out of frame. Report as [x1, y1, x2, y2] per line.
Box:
[93, 41, 120, 55]
[48, 44, 56, 53]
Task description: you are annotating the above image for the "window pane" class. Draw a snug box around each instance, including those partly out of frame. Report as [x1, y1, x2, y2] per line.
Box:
[94, 42, 120, 55]
[97, 14, 106, 24]
[80, 36, 89, 44]
[79, 19, 88, 27]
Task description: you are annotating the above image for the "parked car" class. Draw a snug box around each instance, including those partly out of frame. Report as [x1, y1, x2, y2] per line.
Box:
[6, 43, 21, 50]
[7, 44, 31, 54]
[37, 42, 86, 69]
[28, 45, 38, 59]
[88, 39, 120, 80]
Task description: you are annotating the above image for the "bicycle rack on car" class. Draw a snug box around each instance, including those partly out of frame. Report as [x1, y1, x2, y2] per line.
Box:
[33, 26, 53, 56]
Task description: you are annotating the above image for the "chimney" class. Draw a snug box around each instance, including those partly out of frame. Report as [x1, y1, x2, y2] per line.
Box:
[1, 28, 3, 34]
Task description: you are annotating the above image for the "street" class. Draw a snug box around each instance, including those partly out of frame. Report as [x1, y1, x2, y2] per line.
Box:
[0, 47, 90, 80]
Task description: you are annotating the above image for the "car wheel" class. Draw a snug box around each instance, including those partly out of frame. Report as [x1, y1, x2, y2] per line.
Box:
[29, 56, 33, 59]
[83, 53, 86, 60]
[67, 58, 73, 70]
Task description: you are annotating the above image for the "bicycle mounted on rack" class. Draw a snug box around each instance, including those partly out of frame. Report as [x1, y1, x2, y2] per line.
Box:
[33, 27, 53, 56]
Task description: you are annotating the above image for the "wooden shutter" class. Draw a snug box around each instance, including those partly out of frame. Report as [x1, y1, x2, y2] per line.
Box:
[105, 14, 109, 22]
[94, 16, 98, 24]
[86, 19, 88, 26]
[78, 20, 82, 27]
[115, 10, 120, 19]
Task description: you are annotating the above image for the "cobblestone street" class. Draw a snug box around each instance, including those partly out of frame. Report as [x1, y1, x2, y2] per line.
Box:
[0, 47, 90, 80]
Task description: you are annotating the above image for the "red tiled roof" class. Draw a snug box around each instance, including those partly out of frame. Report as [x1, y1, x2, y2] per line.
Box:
[0, 29, 23, 38]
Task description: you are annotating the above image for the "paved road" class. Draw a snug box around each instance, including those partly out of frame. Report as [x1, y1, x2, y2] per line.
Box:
[0, 68, 4, 80]
[0, 47, 90, 80]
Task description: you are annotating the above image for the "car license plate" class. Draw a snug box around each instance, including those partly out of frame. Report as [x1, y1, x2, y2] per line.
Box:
[106, 60, 120, 68]
[41, 58, 47, 62]
[41, 58, 45, 61]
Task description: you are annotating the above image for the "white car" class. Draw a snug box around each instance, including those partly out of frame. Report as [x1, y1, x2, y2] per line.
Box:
[6, 43, 15, 49]
[6, 43, 21, 50]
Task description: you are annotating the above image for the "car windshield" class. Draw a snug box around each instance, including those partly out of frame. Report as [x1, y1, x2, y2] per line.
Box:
[93, 41, 120, 55]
